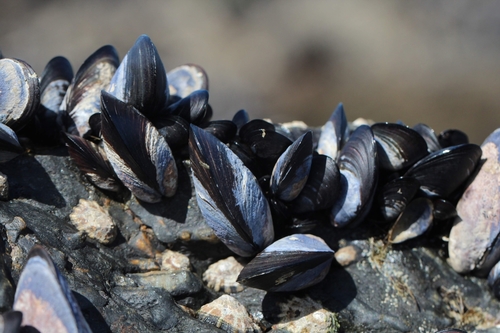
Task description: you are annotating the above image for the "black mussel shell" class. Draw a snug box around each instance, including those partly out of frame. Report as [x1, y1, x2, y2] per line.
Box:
[88, 112, 102, 138]
[331, 125, 378, 227]
[239, 120, 292, 175]
[379, 176, 420, 221]
[388, 197, 434, 244]
[167, 64, 208, 98]
[239, 119, 275, 142]
[202, 120, 237, 143]
[64, 133, 121, 192]
[270, 131, 313, 202]
[166, 89, 210, 125]
[438, 129, 469, 148]
[237, 234, 335, 292]
[154, 114, 190, 150]
[412, 123, 441, 153]
[0, 122, 23, 163]
[101, 91, 177, 203]
[432, 198, 457, 220]
[228, 140, 262, 178]
[64, 45, 119, 137]
[189, 124, 274, 257]
[317, 102, 348, 160]
[40, 56, 73, 113]
[291, 154, 340, 214]
[434, 330, 467, 333]
[13, 245, 92, 332]
[0, 58, 40, 131]
[488, 260, 500, 299]
[232, 109, 249, 130]
[404, 144, 482, 198]
[1, 310, 23, 333]
[372, 122, 428, 171]
[108, 35, 168, 119]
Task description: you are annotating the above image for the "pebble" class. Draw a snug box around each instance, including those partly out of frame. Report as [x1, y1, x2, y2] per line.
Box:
[334, 245, 362, 267]
[158, 249, 191, 272]
[69, 199, 117, 244]
[128, 270, 203, 297]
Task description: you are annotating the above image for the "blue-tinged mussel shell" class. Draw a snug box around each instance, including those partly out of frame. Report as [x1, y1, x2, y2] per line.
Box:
[237, 234, 335, 292]
[13, 245, 91, 333]
[101, 91, 178, 203]
[317, 103, 348, 160]
[0, 58, 40, 131]
[107, 34, 168, 120]
[63, 45, 119, 137]
[167, 64, 208, 99]
[189, 124, 274, 257]
[331, 125, 378, 227]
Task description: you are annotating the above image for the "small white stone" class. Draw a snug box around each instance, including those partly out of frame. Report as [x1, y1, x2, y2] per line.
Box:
[203, 257, 244, 293]
[158, 250, 191, 272]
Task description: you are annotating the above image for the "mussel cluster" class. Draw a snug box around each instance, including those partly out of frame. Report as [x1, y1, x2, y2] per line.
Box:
[0, 34, 498, 332]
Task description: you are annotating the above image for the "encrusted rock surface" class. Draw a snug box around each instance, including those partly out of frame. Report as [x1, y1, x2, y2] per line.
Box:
[0, 147, 499, 332]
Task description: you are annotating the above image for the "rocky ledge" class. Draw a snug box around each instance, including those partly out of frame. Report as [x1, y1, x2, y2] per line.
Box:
[0, 144, 498, 333]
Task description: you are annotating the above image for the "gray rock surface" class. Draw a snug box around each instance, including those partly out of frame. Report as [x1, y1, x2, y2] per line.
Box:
[0, 148, 498, 332]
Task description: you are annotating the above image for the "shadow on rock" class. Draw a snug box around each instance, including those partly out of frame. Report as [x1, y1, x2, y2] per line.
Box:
[0, 156, 65, 208]
[73, 291, 110, 333]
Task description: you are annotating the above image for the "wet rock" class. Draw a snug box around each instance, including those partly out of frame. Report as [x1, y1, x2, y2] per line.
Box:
[128, 270, 203, 297]
[0, 171, 8, 200]
[4, 216, 26, 244]
[69, 199, 117, 244]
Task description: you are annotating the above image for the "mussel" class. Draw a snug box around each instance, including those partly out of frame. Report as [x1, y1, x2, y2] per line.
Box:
[0, 58, 40, 131]
[237, 234, 335, 292]
[13, 245, 92, 332]
[189, 124, 274, 257]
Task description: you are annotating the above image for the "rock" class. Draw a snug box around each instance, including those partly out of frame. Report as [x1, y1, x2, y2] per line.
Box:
[0, 171, 8, 200]
[69, 199, 117, 244]
[128, 271, 203, 297]
[203, 257, 244, 293]
[158, 250, 191, 272]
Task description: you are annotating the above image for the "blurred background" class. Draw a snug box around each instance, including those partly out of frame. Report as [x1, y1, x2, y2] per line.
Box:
[1, 0, 500, 144]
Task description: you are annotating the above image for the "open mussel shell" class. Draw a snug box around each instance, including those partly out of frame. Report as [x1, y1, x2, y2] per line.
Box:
[438, 129, 469, 148]
[404, 143, 481, 198]
[291, 154, 340, 214]
[448, 129, 500, 274]
[317, 102, 348, 160]
[108, 34, 168, 119]
[40, 56, 73, 113]
[237, 234, 335, 292]
[388, 197, 434, 244]
[202, 120, 237, 143]
[64, 44, 119, 137]
[166, 89, 211, 125]
[101, 91, 177, 203]
[331, 125, 378, 227]
[0, 58, 40, 131]
[0, 122, 23, 163]
[379, 176, 420, 221]
[372, 122, 428, 171]
[13, 245, 92, 333]
[270, 131, 313, 202]
[167, 64, 208, 98]
[189, 124, 274, 257]
[64, 133, 121, 192]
